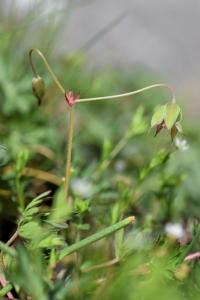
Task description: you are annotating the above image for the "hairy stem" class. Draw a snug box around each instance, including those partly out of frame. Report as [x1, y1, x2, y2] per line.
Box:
[59, 216, 135, 259]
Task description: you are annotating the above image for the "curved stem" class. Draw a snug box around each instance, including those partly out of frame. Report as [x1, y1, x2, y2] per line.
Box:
[77, 83, 175, 104]
[29, 48, 65, 94]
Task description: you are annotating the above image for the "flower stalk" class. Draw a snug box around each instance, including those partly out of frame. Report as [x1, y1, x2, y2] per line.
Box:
[76, 83, 175, 104]
[64, 107, 75, 201]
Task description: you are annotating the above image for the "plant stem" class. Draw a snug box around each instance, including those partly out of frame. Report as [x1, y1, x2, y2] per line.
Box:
[77, 83, 175, 104]
[15, 176, 24, 211]
[6, 230, 18, 247]
[59, 216, 135, 259]
[65, 107, 75, 202]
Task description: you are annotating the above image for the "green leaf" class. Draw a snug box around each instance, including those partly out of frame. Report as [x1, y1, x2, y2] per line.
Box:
[151, 105, 166, 128]
[19, 221, 44, 240]
[19, 191, 51, 226]
[49, 186, 71, 224]
[26, 190, 51, 210]
[38, 234, 64, 248]
[164, 103, 181, 129]
[59, 217, 135, 259]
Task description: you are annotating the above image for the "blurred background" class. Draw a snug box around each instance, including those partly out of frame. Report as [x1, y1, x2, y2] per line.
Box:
[1, 0, 200, 115]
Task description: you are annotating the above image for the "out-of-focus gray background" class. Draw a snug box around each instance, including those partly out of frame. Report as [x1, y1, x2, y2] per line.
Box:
[2, 0, 200, 114]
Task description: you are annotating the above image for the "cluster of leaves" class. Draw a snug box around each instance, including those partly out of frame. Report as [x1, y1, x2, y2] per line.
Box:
[1, 12, 200, 300]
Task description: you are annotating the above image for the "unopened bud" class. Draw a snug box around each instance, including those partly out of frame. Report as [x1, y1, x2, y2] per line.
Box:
[32, 76, 45, 105]
[164, 103, 181, 130]
[151, 102, 183, 141]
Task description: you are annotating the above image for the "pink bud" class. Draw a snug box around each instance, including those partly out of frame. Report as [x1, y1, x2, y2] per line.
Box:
[65, 91, 80, 107]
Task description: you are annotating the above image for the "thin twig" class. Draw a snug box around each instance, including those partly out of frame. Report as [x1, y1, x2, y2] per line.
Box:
[6, 231, 18, 247]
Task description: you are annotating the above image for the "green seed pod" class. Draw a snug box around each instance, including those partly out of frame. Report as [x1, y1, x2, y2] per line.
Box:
[32, 76, 45, 105]
[164, 103, 181, 130]
[151, 105, 166, 128]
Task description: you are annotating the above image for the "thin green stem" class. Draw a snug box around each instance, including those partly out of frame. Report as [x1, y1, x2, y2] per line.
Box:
[29, 48, 65, 94]
[77, 83, 175, 104]
[65, 107, 75, 202]
[16, 176, 24, 211]
[59, 216, 135, 259]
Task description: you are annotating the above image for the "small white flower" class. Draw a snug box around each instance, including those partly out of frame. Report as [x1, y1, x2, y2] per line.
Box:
[71, 178, 93, 198]
[175, 138, 189, 151]
[165, 223, 185, 239]
[115, 160, 125, 172]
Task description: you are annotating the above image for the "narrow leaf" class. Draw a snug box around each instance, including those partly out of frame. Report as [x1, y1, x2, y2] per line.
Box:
[59, 216, 135, 260]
